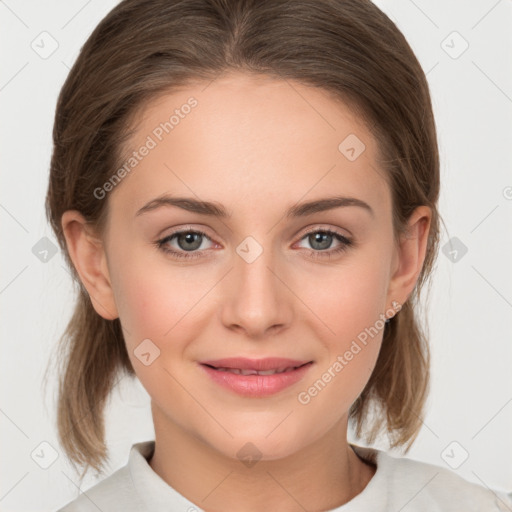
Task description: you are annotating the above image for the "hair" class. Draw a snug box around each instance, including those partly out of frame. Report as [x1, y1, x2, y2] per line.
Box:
[44, 0, 445, 483]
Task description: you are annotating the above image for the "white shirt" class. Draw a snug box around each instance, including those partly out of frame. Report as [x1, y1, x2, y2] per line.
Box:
[57, 440, 512, 511]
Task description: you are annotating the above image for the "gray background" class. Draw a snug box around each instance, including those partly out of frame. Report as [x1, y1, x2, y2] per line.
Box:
[1, 1, 511, 510]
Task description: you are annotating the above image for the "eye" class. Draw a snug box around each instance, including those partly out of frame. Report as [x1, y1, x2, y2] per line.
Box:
[155, 228, 214, 260]
[295, 227, 353, 260]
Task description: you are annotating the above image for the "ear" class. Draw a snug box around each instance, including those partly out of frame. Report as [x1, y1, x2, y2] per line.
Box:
[61, 210, 119, 320]
[386, 205, 432, 315]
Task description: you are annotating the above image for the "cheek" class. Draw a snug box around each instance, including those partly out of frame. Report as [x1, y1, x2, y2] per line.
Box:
[295, 281, 386, 436]
[109, 243, 200, 338]
[110, 261, 199, 403]
[299, 255, 390, 344]
[109, 250, 218, 395]
[293, 255, 390, 409]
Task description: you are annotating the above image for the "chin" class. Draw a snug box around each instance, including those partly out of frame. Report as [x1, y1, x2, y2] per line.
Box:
[203, 423, 314, 465]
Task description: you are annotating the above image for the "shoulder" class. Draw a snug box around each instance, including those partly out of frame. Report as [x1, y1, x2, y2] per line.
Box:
[369, 446, 512, 511]
[56, 464, 142, 512]
[55, 441, 158, 511]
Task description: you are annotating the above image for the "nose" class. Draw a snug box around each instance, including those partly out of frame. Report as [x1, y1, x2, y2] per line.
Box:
[220, 240, 293, 338]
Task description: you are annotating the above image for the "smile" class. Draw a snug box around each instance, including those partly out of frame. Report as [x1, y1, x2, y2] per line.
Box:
[198, 358, 314, 397]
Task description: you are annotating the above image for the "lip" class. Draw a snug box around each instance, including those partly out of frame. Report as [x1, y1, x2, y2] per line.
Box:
[199, 358, 313, 397]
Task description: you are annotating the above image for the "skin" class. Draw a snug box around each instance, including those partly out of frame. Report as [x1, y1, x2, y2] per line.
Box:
[62, 71, 431, 512]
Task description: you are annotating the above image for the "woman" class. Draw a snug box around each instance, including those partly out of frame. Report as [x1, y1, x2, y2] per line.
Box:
[46, 0, 512, 510]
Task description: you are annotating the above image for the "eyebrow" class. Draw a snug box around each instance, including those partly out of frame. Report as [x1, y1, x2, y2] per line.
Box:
[135, 194, 374, 219]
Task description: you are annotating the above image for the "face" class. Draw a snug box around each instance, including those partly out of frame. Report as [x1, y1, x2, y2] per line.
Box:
[83, 72, 420, 462]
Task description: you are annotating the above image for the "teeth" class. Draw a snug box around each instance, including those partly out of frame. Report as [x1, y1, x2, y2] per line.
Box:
[214, 366, 297, 375]
[257, 369, 280, 375]
[240, 368, 258, 376]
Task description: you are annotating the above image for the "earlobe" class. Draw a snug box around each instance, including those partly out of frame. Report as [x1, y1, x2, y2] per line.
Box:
[386, 206, 432, 309]
[61, 210, 119, 320]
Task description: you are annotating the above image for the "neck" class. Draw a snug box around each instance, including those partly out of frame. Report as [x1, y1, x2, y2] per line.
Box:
[148, 406, 376, 512]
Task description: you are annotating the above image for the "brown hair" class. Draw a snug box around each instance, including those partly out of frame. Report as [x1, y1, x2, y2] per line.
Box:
[44, 0, 444, 482]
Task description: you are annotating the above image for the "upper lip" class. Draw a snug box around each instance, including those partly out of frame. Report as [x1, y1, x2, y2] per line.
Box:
[200, 357, 312, 371]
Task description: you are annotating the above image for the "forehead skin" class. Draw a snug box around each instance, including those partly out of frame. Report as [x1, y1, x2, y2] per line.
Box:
[104, 71, 392, 247]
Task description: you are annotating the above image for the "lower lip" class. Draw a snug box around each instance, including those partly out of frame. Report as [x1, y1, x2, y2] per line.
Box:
[199, 362, 313, 397]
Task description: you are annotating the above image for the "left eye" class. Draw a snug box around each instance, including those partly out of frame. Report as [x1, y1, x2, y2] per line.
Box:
[296, 229, 350, 252]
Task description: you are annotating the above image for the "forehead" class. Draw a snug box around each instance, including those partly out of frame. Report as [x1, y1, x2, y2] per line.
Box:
[109, 72, 390, 221]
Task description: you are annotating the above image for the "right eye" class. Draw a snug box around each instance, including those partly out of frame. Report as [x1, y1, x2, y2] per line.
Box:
[155, 229, 215, 260]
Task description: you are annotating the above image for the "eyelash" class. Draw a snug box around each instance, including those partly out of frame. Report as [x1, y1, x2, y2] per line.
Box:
[155, 227, 353, 261]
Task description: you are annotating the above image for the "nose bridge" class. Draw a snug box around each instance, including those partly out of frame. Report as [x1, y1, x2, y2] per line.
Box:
[221, 233, 290, 335]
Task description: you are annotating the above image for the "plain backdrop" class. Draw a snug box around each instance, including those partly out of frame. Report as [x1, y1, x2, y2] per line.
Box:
[1, 1, 511, 510]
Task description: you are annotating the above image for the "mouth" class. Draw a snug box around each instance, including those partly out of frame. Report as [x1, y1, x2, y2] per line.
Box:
[198, 357, 314, 397]
[201, 363, 310, 376]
